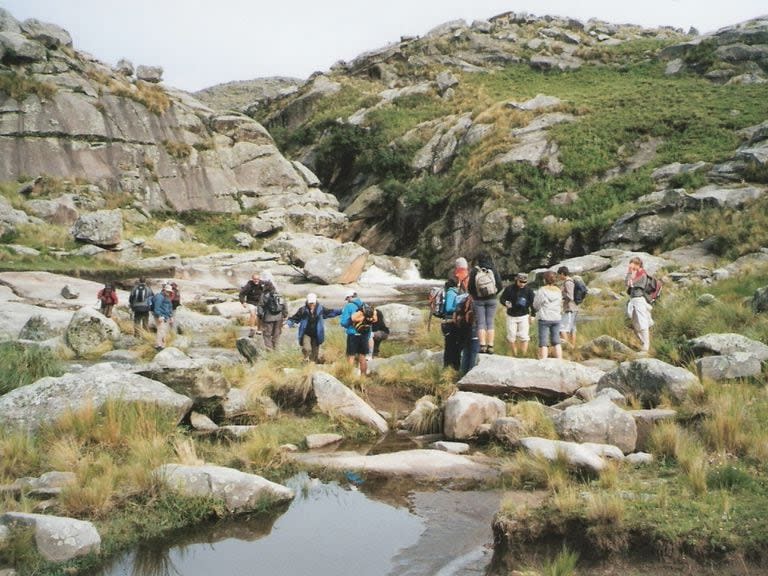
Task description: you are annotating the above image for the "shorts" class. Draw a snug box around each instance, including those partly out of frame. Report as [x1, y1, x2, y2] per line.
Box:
[538, 320, 561, 348]
[346, 333, 370, 356]
[473, 298, 498, 331]
[561, 311, 577, 333]
[505, 315, 530, 342]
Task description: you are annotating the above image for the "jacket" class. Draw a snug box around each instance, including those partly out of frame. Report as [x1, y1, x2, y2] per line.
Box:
[626, 270, 653, 300]
[562, 277, 577, 312]
[239, 280, 264, 305]
[152, 292, 173, 320]
[468, 263, 502, 300]
[533, 285, 562, 322]
[98, 288, 118, 305]
[287, 303, 341, 345]
[340, 298, 366, 336]
[499, 283, 535, 317]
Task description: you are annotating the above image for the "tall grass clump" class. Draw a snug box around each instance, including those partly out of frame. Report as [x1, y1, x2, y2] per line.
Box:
[0, 342, 63, 395]
[542, 545, 580, 576]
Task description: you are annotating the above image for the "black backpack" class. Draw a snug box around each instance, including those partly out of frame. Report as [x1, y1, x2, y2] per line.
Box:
[130, 284, 152, 312]
[264, 292, 283, 315]
[572, 277, 588, 305]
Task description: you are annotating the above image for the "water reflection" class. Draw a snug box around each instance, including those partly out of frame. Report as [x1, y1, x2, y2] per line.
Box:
[93, 474, 501, 576]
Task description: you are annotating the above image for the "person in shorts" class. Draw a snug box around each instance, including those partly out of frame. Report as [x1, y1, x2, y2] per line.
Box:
[239, 272, 264, 337]
[339, 290, 370, 376]
[533, 271, 563, 360]
[499, 272, 535, 356]
[558, 266, 578, 347]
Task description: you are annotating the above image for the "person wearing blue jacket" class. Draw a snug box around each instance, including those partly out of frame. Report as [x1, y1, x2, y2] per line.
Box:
[286, 292, 341, 363]
[339, 289, 370, 375]
[152, 283, 174, 351]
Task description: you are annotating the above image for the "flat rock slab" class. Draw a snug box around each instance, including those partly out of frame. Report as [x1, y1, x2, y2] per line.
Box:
[0, 512, 100, 562]
[458, 356, 604, 400]
[0, 271, 129, 309]
[292, 449, 498, 481]
[155, 464, 294, 513]
[0, 363, 192, 432]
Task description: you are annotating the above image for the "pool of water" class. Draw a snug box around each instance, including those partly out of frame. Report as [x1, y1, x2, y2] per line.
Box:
[93, 473, 502, 576]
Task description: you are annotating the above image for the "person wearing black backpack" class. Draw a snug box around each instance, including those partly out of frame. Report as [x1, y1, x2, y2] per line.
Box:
[557, 266, 579, 347]
[129, 277, 154, 336]
[258, 276, 287, 350]
[468, 253, 502, 354]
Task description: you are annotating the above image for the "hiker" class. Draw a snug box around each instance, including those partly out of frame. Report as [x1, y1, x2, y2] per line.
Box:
[340, 290, 373, 376]
[259, 276, 287, 350]
[97, 283, 118, 318]
[467, 253, 502, 354]
[441, 279, 463, 369]
[239, 272, 265, 337]
[499, 272, 535, 356]
[128, 277, 154, 336]
[286, 292, 341, 363]
[169, 282, 181, 310]
[369, 308, 390, 358]
[625, 256, 655, 353]
[533, 270, 563, 360]
[557, 266, 578, 347]
[452, 257, 470, 292]
[457, 293, 479, 374]
[152, 283, 174, 351]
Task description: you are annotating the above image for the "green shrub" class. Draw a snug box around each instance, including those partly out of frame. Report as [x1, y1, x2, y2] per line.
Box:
[0, 342, 63, 395]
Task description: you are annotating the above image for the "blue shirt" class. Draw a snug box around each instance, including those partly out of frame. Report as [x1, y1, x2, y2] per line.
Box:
[152, 292, 173, 320]
[340, 298, 365, 336]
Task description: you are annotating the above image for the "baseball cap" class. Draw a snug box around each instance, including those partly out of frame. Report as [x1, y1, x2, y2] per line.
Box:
[344, 289, 357, 299]
[516, 272, 528, 282]
[163, 283, 173, 291]
[306, 293, 317, 304]
[455, 257, 468, 269]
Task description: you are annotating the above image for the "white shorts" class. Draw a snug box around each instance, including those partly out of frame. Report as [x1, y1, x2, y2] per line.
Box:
[561, 311, 577, 333]
[505, 315, 530, 342]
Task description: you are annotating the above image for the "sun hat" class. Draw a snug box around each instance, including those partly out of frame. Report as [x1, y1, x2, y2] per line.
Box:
[163, 283, 173, 291]
[306, 293, 317, 304]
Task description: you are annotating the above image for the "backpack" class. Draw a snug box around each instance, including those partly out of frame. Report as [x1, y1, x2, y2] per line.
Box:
[351, 303, 377, 333]
[645, 276, 662, 305]
[572, 277, 588, 305]
[453, 294, 474, 329]
[130, 284, 152, 312]
[429, 287, 447, 319]
[264, 292, 283, 315]
[474, 267, 497, 298]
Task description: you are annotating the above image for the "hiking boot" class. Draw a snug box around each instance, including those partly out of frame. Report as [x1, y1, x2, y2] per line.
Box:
[479, 345, 488, 354]
[486, 346, 494, 355]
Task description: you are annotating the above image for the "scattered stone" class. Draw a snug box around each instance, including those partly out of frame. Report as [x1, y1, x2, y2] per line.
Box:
[312, 372, 388, 434]
[695, 353, 763, 381]
[305, 433, 343, 449]
[596, 358, 703, 406]
[61, 285, 80, 299]
[554, 396, 637, 454]
[443, 391, 506, 440]
[689, 332, 768, 362]
[0, 512, 100, 562]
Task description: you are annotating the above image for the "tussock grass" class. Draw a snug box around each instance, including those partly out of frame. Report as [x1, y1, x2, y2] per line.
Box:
[542, 545, 580, 576]
[0, 342, 63, 395]
[501, 451, 573, 491]
[507, 401, 558, 439]
[0, 70, 56, 101]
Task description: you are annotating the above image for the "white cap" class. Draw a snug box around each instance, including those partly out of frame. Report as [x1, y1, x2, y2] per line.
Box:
[455, 257, 468, 269]
[344, 289, 357, 299]
[306, 293, 317, 304]
[163, 283, 173, 291]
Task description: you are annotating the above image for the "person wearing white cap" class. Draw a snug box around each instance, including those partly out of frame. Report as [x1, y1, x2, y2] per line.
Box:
[286, 292, 341, 362]
[151, 283, 175, 351]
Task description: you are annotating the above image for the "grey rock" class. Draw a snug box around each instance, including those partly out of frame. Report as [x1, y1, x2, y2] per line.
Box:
[0, 196, 31, 237]
[626, 452, 654, 465]
[190, 411, 218, 432]
[553, 254, 612, 275]
[19, 314, 59, 341]
[689, 332, 768, 362]
[264, 232, 340, 267]
[753, 286, 768, 313]
[0, 31, 46, 62]
[507, 94, 562, 111]
[137, 347, 231, 400]
[529, 54, 582, 71]
[155, 464, 293, 513]
[436, 71, 459, 93]
[580, 335, 634, 359]
[312, 372, 388, 434]
[459, 356, 604, 400]
[519, 437, 609, 473]
[0, 7, 21, 34]
[695, 353, 763, 381]
[153, 224, 190, 243]
[629, 409, 677, 451]
[65, 307, 121, 357]
[303, 242, 369, 285]
[373, 303, 421, 340]
[431, 441, 470, 454]
[443, 391, 506, 440]
[292, 448, 497, 481]
[114, 58, 134, 76]
[236, 337, 264, 364]
[554, 396, 637, 454]
[0, 513, 100, 562]
[233, 231, 255, 248]
[136, 65, 163, 83]
[481, 208, 509, 243]
[25, 195, 79, 226]
[71, 209, 123, 247]
[491, 417, 525, 447]
[305, 433, 343, 449]
[597, 358, 703, 406]
[0, 363, 192, 432]
[20, 19, 72, 48]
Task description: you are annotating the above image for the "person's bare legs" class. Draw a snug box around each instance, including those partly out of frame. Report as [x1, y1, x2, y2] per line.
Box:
[553, 344, 563, 359]
[538, 345, 548, 360]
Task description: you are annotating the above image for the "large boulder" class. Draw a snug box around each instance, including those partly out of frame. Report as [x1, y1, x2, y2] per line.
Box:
[303, 242, 369, 284]
[694, 353, 763, 381]
[553, 396, 638, 454]
[0, 513, 100, 562]
[19, 314, 61, 341]
[0, 363, 192, 432]
[135, 347, 231, 400]
[458, 356, 604, 400]
[580, 335, 634, 359]
[374, 303, 421, 340]
[20, 18, 72, 48]
[64, 307, 121, 357]
[753, 286, 768, 313]
[71, 209, 123, 247]
[312, 372, 389, 433]
[264, 233, 340, 267]
[443, 391, 506, 440]
[689, 333, 768, 362]
[596, 358, 703, 406]
[155, 464, 293, 513]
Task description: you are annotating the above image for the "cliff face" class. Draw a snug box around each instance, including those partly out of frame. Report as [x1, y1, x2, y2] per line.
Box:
[0, 8, 340, 224]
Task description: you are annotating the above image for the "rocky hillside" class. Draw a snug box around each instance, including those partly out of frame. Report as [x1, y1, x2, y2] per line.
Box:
[0, 8, 344, 240]
[194, 77, 303, 114]
[248, 12, 768, 276]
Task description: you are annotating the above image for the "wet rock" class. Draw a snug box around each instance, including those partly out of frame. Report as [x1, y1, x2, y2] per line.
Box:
[597, 358, 703, 406]
[155, 464, 293, 513]
[312, 372, 388, 434]
[0, 363, 192, 432]
[443, 391, 506, 440]
[0, 513, 100, 562]
[554, 396, 637, 454]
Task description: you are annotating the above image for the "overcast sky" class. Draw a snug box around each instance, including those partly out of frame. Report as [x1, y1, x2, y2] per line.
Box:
[2, 0, 766, 92]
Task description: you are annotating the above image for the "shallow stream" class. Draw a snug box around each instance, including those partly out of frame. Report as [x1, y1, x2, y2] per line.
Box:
[93, 473, 501, 576]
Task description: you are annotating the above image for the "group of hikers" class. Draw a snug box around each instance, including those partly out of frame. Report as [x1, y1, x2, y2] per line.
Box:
[435, 254, 659, 373]
[106, 254, 657, 371]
